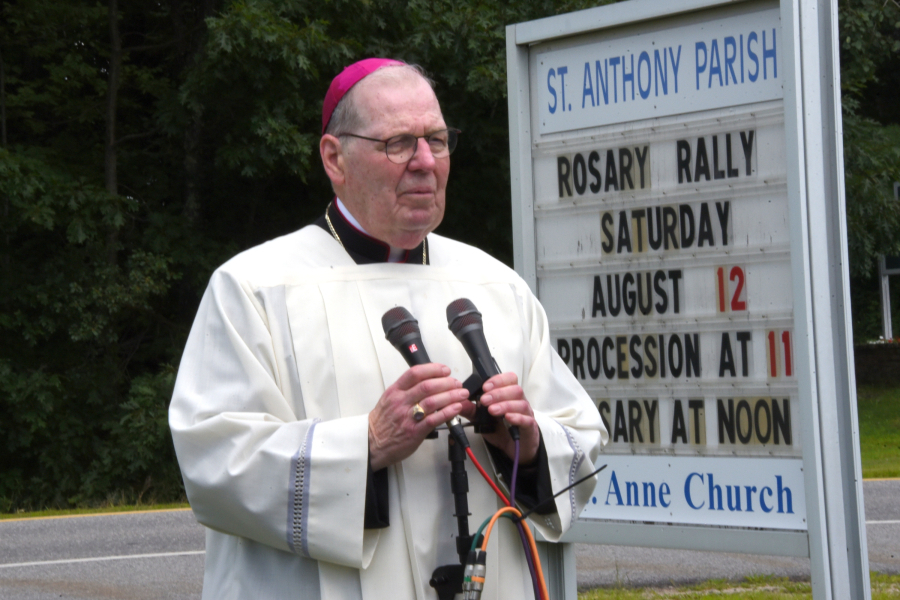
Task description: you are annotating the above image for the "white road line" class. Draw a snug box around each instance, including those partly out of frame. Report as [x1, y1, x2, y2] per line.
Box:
[866, 520, 900, 525]
[0, 550, 205, 569]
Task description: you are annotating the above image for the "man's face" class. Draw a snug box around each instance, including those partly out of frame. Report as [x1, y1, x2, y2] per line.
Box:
[337, 72, 449, 249]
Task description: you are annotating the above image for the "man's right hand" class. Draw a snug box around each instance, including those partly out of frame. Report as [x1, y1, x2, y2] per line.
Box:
[368, 364, 470, 471]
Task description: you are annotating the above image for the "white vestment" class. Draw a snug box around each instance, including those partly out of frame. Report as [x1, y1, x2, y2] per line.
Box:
[169, 225, 607, 599]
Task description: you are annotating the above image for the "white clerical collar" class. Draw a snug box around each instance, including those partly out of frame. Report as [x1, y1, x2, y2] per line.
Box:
[335, 197, 407, 263]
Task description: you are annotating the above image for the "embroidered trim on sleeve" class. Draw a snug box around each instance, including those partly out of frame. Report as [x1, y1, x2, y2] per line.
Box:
[556, 422, 586, 523]
[287, 419, 320, 556]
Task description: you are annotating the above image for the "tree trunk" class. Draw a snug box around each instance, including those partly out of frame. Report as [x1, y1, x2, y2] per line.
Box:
[181, 0, 217, 225]
[1, 46, 7, 149]
[1, 45, 8, 271]
[105, 0, 121, 196]
[104, 0, 122, 266]
[182, 112, 202, 224]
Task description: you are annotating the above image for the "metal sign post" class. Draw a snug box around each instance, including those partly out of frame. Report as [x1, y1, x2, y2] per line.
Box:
[506, 1, 869, 598]
[880, 184, 900, 340]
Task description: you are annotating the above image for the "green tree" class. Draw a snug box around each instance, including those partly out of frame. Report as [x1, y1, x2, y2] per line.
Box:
[839, 0, 900, 340]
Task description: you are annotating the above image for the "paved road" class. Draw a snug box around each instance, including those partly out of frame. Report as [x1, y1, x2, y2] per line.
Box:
[1, 481, 897, 598]
[0, 510, 203, 599]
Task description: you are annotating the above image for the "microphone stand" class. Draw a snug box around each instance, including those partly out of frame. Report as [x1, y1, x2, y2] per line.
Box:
[429, 432, 472, 600]
[429, 373, 496, 600]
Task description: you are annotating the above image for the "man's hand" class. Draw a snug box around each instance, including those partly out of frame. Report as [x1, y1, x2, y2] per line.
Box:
[368, 364, 470, 471]
[473, 372, 541, 464]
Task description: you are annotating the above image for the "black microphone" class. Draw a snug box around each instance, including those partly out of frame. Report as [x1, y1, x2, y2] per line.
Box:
[381, 306, 467, 445]
[382, 306, 431, 366]
[446, 299, 519, 440]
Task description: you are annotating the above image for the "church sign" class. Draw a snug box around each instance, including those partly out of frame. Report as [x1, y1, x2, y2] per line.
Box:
[507, 0, 868, 597]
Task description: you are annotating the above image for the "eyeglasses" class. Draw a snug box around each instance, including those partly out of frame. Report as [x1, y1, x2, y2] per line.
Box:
[336, 128, 460, 164]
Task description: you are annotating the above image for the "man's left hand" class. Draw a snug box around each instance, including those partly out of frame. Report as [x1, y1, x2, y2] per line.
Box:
[464, 372, 541, 465]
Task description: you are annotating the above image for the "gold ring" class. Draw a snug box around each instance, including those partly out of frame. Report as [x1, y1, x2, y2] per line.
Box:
[411, 403, 426, 422]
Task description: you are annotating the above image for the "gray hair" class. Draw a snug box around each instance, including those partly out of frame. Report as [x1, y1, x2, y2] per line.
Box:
[324, 64, 436, 136]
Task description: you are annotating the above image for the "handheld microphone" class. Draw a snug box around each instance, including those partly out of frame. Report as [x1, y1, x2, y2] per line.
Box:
[445, 299, 519, 440]
[382, 306, 431, 366]
[381, 306, 467, 445]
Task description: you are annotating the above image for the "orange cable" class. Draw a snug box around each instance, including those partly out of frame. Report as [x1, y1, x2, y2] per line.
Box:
[479, 507, 549, 600]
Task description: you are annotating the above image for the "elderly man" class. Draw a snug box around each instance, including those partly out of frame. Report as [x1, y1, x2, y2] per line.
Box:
[170, 58, 606, 600]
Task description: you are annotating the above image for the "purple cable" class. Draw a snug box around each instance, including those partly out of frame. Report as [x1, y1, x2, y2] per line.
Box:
[511, 438, 520, 503]
[511, 439, 542, 599]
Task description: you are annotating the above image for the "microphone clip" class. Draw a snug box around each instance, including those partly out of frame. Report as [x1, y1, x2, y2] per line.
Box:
[461, 372, 499, 434]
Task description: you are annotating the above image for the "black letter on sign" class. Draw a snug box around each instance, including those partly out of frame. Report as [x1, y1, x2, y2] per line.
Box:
[773, 398, 792, 445]
[592, 275, 607, 317]
[557, 338, 570, 365]
[572, 338, 585, 379]
[679, 204, 695, 248]
[718, 398, 736, 444]
[668, 269, 682, 313]
[634, 145, 649, 188]
[725, 133, 739, 178]
[629, 335, 643, 378]
[613, 400, 628, 442]
[616, 336, 628, 379]
[716, 201, 730, 246]
[740, 130, 754, 176]
[644, 400, 658, 444]
[672, 400, 687, 444]
[588, 151, 602, 193]
[697, 203, 714, 247]
[736, 400, 752, 444]
[587, 338, 601, 379]
[601, 212, 614, 253]
[663, 206, 679, 250]
[712, 135, 725, 180]
[677, 140, 692, 183]
[685, 333, 700, 377]
[619, 147, 634, 190]
[573, 153, 587, 195]
[557, 156, 572, 197]
[605, 149, 619, 191]
[736, 331, 752, 376]
[602, 337, 616, 379]
[719, 332, 736, 377]
[628, 400, 643, 443]
[617, 211, 632, 253]
[694, 137, 711, 181]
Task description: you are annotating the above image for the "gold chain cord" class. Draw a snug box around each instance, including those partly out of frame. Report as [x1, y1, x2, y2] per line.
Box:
[325, 202, 426, 265]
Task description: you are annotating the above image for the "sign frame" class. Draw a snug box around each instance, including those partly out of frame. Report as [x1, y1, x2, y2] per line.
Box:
[506, 1, 869, 598]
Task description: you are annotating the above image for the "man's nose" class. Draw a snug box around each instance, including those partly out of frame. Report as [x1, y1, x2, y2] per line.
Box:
[407, 138, 437, 171]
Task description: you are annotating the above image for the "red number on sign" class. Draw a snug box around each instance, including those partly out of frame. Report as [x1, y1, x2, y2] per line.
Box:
[767, 330, 794, 378]
[782, 331, 793, 377]
[768, 331, 777, 377]
[717, 267, 726, 312]
[729, 266, 746, 311]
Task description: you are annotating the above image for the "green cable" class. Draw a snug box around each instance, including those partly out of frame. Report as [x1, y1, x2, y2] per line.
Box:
[470, 512, 519, 553]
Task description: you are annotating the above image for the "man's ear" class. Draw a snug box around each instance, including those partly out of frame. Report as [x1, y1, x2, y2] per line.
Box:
[319, 134, 346, 188]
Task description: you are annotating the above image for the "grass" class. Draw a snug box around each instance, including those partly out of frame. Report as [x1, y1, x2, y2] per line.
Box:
[0, 502, 190, 521]
[857, 386, 900, 478]
[578, 573, 900, 599]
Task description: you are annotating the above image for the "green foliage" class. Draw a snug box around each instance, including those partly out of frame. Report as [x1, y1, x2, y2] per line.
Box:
[844, 120, 900, 278]
[856, 386, 900, 478]
[839, 0, 900, 335]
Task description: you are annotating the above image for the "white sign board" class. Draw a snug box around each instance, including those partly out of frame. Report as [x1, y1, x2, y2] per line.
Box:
[537, 8, 783, 133]
[507, 1, 868, 598]
[525, 4, 803, 531]
[583, 455, 805, 529]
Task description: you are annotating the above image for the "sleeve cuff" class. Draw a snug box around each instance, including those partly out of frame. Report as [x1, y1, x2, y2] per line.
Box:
[486, 436, 555, 515]
[364, 455, 390, 529]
